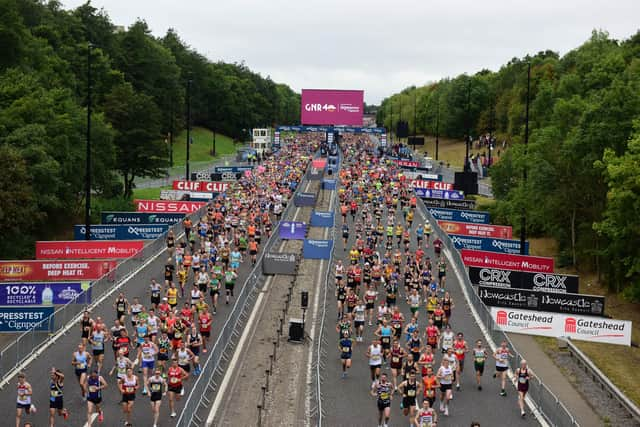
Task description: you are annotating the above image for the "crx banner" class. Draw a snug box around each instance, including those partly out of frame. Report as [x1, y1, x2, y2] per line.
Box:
[491, 307, 631, 346]
[460, 249, 554, 273]
[0, 282, 91, 305]
[135, 200, 206, 213]
[423, 198, 476, 210]
[0, 306, 55, 332]
[102, 212, 185, 225]
[450, 234, 528, 255]
[172, 180, 228, 192]
[73, 224, 169, 240]
[439, 221, 513, 239]
[35, 241, 144, 259]
[428, 208, 489, 224]
[303, 239, 334, 259]
[468, 267, 579, 294]
[479, 285, 605, 316]
[0, 260, 117, 282]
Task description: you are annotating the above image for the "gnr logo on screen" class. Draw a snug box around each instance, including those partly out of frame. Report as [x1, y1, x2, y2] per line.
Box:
[304, 103, 336, 112]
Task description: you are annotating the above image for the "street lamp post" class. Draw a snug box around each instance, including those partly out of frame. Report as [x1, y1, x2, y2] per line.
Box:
[464, 78, 472, 172]
[413, 90, 417, 151]
[85, 43, 93, 241]
[169, 97, 174, 168]
[435, 95, 440, 161]
[520, 63, 531, 255]
[186, 79, 192, 180]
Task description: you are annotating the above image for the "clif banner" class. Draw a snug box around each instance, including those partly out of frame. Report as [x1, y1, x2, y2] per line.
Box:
[301, 89, 364, 126]
[0, 260, 117, 282]
[172, 181, 228, 193]
[35, 241, 144, 259]
[411, 180, 454, 191]
[438, 221, 513, 239]
[460, 249, 554, 273]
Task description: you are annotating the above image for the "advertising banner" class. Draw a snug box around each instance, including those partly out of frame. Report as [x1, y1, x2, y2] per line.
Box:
[102, 212, 185, 225]
[277, 125, 385, 134]
[210, 172, 242, 182]
[414, 188, 465, 200]
[36, 241, 144, 259]
[428, 208, 489, 224]
[312, 159, 327, 169]
[279, 222, 307, 240]
[262, 253, 297, 275]
[135, 199, 207, 213]
[308, 168, 324, 181]
[294, 192, 317, 207]
[412, 180, 454, 191]
[423, 198, 476, 210]
[439, 221, 513, 239]
[460, 249, 554, 273]
[0, 306, 55, 332]
[491, 307, 631, 346]
[301, 89, 364, 126]
[73, 224, 169, 240]
[450, 234, 528, 255]
[172, 180, 228, 193]
[468, 267, 579, 294]
[380, 133, 387, 147]
[160, 190, 216, 201]
[479, 286, 605, 316]
[310, 211, 335, 227]
[214, 166, 253, 173]
[0, 260, 117, 282]
[303, 239, 334, 259]
[322, 179, 337, 190]
[395, 160, 421, 168]
[0, 282, 91, 305]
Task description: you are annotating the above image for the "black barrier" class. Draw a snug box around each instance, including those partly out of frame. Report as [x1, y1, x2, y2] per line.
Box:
[468, 267, 579, 294]
[262, 253, 297, 275]
[477, 285, 606, 316]
[294, 192, 317, 207]
[308, 168, 323, 181]
[422, 198, 476, 210]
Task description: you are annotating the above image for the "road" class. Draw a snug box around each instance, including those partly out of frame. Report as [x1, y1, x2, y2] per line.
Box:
[317, 142, 537, 427]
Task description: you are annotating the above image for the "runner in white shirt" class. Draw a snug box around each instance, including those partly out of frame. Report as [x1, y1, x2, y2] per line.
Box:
[366, 338, 384, 385]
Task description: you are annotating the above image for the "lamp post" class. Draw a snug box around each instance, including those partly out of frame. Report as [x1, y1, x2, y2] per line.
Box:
[464, 78, 472, 172]
[520, 63, 531, 255]
[435, 95, 440, 161]
[186, 79, 192, 180]
[85, 42, 93, 241]
[413, 90, 417, 151]
[169, 97, 174, 168]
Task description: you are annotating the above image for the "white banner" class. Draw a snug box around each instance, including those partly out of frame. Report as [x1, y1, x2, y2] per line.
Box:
[491, 307, 632, 346]
[160, 190, 215, 200]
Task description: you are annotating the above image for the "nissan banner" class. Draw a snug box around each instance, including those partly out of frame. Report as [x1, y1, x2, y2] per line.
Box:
[460, 249, 554, 273]
[135, 200, 207, 213]
[36, 241, 144, 259]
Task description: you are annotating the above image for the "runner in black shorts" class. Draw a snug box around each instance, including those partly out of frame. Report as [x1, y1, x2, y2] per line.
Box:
[148, 369, 166, 427]
[48, 368, 69, 424]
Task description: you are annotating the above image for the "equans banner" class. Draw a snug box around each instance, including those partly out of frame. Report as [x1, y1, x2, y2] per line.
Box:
[303, 239, 334, 259]
[423, 198, 476, 210]
[468, 267, 579, 294]
[279, 222, 307, 240]
[301, 89, 364, 126]
[479, 286, 605, 316]
[450, 235, 528, 255]
[102, 212, 184, 225]
[36, 241, 144, 259]
[294, 192, 317, 207]
[491, 307, 631, 346]
[0, 306, 55, 332]
[0, 282, 91, 305]
[172, 180, 228, 193]
[414, 188, 464, 200]
[135, 200, 206, 213]
[412, 180, 454, 191]
[73, 224, 169, 240]
[439, 221, 513, 239]
[428, 208, 489, 224]
[262, 253, 297, 275]
[322, 179, 337, 190]
[460, 249, 554, 273]
[0, 260, 117, 282]
[310, 211, 335, 227]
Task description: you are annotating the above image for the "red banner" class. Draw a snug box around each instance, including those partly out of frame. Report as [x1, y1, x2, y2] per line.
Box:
[0, 260, 118, 282]
[135, 199, 207, 213]
[312, 159, 327, 169]
[438, 220, 512, 238]
[412, 180, 454, 191]
[460, 249, 555, 273]
[396, 160, 420, 168]
[35, 241, 145, 260]
[172, 181, 228, 192]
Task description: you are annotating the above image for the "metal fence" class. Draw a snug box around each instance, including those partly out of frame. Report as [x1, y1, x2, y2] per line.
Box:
[415, 198, 579, 427]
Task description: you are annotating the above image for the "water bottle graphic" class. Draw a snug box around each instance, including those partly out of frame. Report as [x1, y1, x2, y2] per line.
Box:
[42, 285, 54, 306]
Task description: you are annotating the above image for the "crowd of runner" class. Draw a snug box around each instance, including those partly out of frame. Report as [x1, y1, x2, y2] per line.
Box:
[14, 141, 316, 427]
[332, 135, 532, 427]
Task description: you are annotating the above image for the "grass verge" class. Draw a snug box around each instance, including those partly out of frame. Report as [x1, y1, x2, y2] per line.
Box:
[168, 127, 236, 166]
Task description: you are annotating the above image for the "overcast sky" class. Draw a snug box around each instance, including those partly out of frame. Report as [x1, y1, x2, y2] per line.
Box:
[63, 0, 639, 104]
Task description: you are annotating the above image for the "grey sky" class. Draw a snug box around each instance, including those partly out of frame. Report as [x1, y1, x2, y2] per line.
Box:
[63, 0, 639, 104]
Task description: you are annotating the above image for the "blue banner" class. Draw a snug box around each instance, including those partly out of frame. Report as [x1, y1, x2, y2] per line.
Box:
[303, 239, 334, 259]
[74, 224, 170, 240]
[294, 192, 317, 207]
[101, 212, 184, 225]
[428, 207, 490, 224]
[0, 282, 91, 305]
[414, 188, 464, 200]
[310, 211, 335, 227]
[449, 234, 529, 255]
[214, 166, 254, 173]
[322, 179, 337, 190]
[0, 306, 54, 332]
[279, 221, 307, 240]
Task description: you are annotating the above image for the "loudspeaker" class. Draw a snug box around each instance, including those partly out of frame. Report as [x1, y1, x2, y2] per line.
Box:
[396, 121, 409, 138]
[288, 318, 304, 342]
[301, 290, 309, 308]
[454, 172, 478, 195]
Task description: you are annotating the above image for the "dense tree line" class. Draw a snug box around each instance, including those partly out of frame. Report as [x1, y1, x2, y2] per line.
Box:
[379, 30, 640, 298]
[0, 0, 300, 258]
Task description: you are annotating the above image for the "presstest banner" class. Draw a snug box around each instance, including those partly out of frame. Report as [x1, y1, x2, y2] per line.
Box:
[172, 180, 228, 193]
[491, 307, 631, 346]
[439, 221, 513, 239]
[0, 281, 91, 305]
[0, 260, 117, 282]
[428, 208, 490, 224]
[35, 241, 144, 259]
[423, 198, 476, 210]
[0, 306, 55, 332]
[478, 285, 605, 316]
[411, 180, 454, 191]
[468, 267, 579, 294]
[460, 249, 555, 273]
[301, 89, 364, 126]
[73, 224, 169, 240]
[450, 234, 528, 255]
[101, 212, 185, 225]
[135, 200, 207, 213]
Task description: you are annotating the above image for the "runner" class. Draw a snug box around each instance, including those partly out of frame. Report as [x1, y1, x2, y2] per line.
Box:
[422, 365, 439, 411]
[339, 331, 354, 378]
[198, 308, 213, 352]
[436, 357, 454, 416]
[167, 359, 189, 417]
[114, 293, 128, 324]
[187, 324, 203, 376]
[224, 268, 238, 305]
[453, 332, 469, 390]
[15, 373, 34, 427]
[147, 368, 167, 427]
[89, 323, 108, 373]
[367, 338, 384, 383]
[473, 339, 488, 390]
[516, 359, 532, 417]
[80, 311, 94, 346]
[353, 297, 366, 342]
[389, 339, 407, 390]
[118, 367, 139, 427]
[71, 343, 92, 397]
[398, 370, 422, 423]
[137, 334, 159, 395]
[414, 399, 438, 427]
[48, 368, 69, 426]
[85, 369, 107, 426]
[370, 372, 394, 427]
[493, 340, 514, 396]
